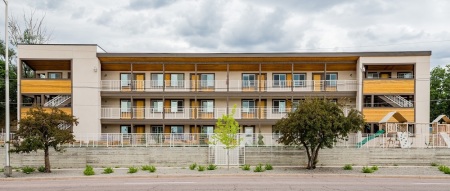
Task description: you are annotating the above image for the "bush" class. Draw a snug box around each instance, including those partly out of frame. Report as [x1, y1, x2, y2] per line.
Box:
[431, 162, 439, 167]
[438, 165, 448, 172]
[38, 166, 45, 172]
[207, 164, 217, 170]
[148, 166, 157, 173]
[371, 165, 379, 171]
[265, 164, 273, 170]
[189, 163, 197, 170]
[197, 165, 206, 171]
[242, 164, 250, 171]
[22, 166, 36, 174]
[362, 166, 374, 173]
[128, 167, 138, 174]
[254, 164, 265, 172]
[84, 165, 95, 176]
[103, 167, 114, 174]
[142, 165, 152, 171]
[343, 164, 353, 170]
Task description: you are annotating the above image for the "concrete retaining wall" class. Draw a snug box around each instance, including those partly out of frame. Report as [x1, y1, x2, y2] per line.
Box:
[1, 147, 450, 168]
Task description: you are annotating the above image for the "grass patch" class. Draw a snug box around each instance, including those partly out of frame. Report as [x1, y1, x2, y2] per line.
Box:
[343, 164, 353, 170]
[83, 165, 95, 176]
[141, 165, 153, 171]
[207, 164, 217, 170]
[103, 167, 114, 174]
[242, 164, 251, 171]
[148, 166, 156, 173]
[265, 164, 273, 170]
[371, 165, 379, 171]
[21, 166, 36, 174]
[128, 167, 138, 174]
[38, 166, 45, 172]
[197, 165, 206, 172]
[431, 162, 439, 167]
[189, 163, 197, 170]
[254, 164, 265, 172]
[362, 166, 374, 173]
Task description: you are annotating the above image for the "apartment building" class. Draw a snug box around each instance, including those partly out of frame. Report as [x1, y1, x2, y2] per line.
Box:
[16, 44, 431, 138]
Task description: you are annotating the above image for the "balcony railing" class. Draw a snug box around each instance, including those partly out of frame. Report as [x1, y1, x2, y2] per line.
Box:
[101, 107, 355, 120]
[101, 80, 357, 92]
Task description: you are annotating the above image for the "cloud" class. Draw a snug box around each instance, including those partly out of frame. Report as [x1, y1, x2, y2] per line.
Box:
[128, 0, 177, 10]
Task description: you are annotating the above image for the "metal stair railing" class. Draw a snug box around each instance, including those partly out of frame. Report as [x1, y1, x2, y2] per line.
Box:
[383, 95, 413, 107]
[43, 95, 71, 107]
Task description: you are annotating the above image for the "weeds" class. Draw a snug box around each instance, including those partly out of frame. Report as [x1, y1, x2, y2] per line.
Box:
[141, 165, 152, 171]
[431, 162, 439, 167]
[83, 165, 95, 176]
[197, 165, 206, 172]
[207, 164, 217, 170]
[242, 164, 251, 171]
[148, 166, 157, 173]
[21, 166, 36, 174]
[128, 167, 138, 174]
[265, 164, 273, 170]
[189, 163, 197, 170]
[103, 167, 114, 174]
[343, 164, 353, 170]
[371, 165, 379, 171]
[254, 164, 265, 172]
[38, 166, 45, 172]
[362, 166, 374, 173]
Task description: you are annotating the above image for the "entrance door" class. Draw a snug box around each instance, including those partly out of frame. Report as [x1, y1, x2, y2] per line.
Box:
[134, 74, 145, 91]
[256, 99, 267, 119]
[313, 74, 322, 91]
[258, 73, 267, 92]
[134, 99, 145, 119]
[135, 125, 145, 133]
[190, 74, 199, 92]
[244, 126, 255, 146]
[380, 73, 390, 79]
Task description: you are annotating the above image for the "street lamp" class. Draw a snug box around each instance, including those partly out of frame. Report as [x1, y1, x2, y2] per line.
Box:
[3, 0, 11, 177]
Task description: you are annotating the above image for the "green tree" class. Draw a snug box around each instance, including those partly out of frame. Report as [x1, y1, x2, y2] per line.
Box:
[211, 105, 242, 169]
[0, 39, 17, 131]
[10, 107, 78, 173]
[274, 98, 365, 169]
[430, 65, 450, 121]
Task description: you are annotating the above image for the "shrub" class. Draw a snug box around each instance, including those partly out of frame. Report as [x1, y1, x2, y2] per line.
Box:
[197, 165, 206, 171]
[242, 164, 250, 171]
[103, 167, 114, 174]
[22, 166, 36, 174]
[148, 166, 157, 173]
[128, 167, 138, 174]
[438, 165, 448, 172]
[371, 165, 379, 171]
[265, 164, 273, 170]
[207, 164, 217, 170]
[38, 166, 45, 172]
[254, 164, 265, 172]
[444, 168, 450, 174]
[343, 164, 353, 170]
[431, 162, 439, 167]
[362, 166, 374, 173]
[142, 165, 152, 171]
[189, 163, 197, 170]
[84, 165, 95, 176]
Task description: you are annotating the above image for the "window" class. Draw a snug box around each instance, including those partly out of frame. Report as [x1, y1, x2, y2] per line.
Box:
[293, 74, 306, 87]
[171, 126, 184, 134]
[200, 100, 214, 112]
[171, 74, 184, 87]
[120, 73, 131, 87]
[242, 74, 256, 88]
[37, 73, 46, 79]
[151, 100, 163, 112]
[273, 100, 286, 113]
[200, 74, 214, 88]
[170, 100, 184, 112]
[398, 72, 413, 79]
[242, 100, 255, 113]
[151, 73, 164, 87]
[68, 72, 71, 79]
[292, 99, 301, 111]
[151, 126, 163, 134]
[48, 72, 62, 79]
[121, 125, 131, 134]
[325, 73, 337, 87]
[120, 99, 131, 113]
[201, 126, 214, 134]
[273, 74, 286, 87]
[367, 72, 379, 79]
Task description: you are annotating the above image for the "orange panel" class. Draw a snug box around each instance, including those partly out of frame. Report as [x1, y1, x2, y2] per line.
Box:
[21, 80, 71, 94]
[363, 108, 414, 123]
[197, 64, 227, 71]
[21, 107, 72, 119]
[165, 64, 195, 71]
[326, 63, 356, 71]
[363, 80, 414, 94]
[294, 64, 325, 71]
[132, 64, 163, 71]
[229, 64, 259, 71]
[261, 64, 291, 71]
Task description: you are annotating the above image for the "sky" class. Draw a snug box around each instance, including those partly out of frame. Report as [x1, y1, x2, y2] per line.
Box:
[1, 0, 449, 68]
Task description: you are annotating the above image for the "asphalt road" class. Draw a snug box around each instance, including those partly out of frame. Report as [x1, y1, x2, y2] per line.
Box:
[1, 175, 450, 191]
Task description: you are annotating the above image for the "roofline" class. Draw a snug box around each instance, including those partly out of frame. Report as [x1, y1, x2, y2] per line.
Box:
[97, 51, 431, 58]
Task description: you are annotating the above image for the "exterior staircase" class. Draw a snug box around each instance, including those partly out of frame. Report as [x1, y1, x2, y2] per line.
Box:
[44, 95, 71, 107]
[380, 95, 413, 107]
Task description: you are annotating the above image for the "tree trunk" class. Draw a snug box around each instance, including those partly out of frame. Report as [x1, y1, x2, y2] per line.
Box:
[227, 149, 230, 170]
[44, 146, 51, 173]
[304, 145, 313, 169]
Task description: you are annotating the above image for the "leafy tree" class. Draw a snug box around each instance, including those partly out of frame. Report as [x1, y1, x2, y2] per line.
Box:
[430, 65, 450, 121]
[10, 107, 78, 173]
[211, 105, 242, 170]
[0, 39, 17, 131]
[274, 98, 365, 169]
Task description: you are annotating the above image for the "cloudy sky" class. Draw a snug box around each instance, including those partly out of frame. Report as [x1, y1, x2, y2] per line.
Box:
[1, 0, 449, 68]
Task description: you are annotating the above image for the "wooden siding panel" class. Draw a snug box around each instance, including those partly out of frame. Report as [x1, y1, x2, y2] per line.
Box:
[229, 64, 259, 71]
[294, 64, 325, 71]
[21, 107, 72, 119]
[21, 80, 71, 94]
[363, 80, 414, 94]
[165, 64, 195, 71]
[132, 64, 163, 71]
[326, 63, 356, 71]
[98, 56, 359, 63]
[197, 64, 227, 71]
[261, 64, 291, 71]
[363, 108, 414, 123]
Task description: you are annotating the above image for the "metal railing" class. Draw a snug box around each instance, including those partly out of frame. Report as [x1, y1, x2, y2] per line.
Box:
[100, 80, 357, 92]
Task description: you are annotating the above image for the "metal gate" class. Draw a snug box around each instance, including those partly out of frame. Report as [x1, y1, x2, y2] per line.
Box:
[209, 145, 245, 165]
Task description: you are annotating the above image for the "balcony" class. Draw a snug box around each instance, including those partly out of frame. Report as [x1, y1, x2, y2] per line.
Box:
[21, 79, 72, 94]
[363, 79, 414, 94]
[100, 80, 357, 92]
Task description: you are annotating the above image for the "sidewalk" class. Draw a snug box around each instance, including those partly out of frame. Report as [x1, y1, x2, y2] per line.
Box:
[2, 166, 450, 180]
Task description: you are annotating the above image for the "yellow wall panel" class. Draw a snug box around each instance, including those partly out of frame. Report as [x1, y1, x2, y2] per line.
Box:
[363, 79, 414, 94]
[21, 80, 71, 94]
[363, 108, 414, 123]
[21, 107, 72, 119]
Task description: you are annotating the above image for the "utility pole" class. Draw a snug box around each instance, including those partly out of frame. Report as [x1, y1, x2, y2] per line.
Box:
[3, 0, 11, 177]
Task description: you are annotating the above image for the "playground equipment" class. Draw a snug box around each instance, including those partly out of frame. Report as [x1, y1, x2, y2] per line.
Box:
[432, 115, 450, 148]
[356, 129, 385, 148]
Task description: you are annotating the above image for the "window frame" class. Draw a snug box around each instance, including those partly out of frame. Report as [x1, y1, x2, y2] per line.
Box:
[397, 72, 413, 79]
[151, 99, 163, 112]
[242, 100, 256, 113]
[272, 99, 287, 113]
[293, 73, 306, 87]
[200, 73, 215, 88]
[273, 73, 287, 87]
[242, 73, 257, 88]
[170, 100, 184, 112]
[120, 73, 131, 87]
[170, 73, 184, 87]
[200, 100, 214, 113]
[151, 73, 164, 87]
[325, 73, 338, 87]
[170, 125, 184, 134]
